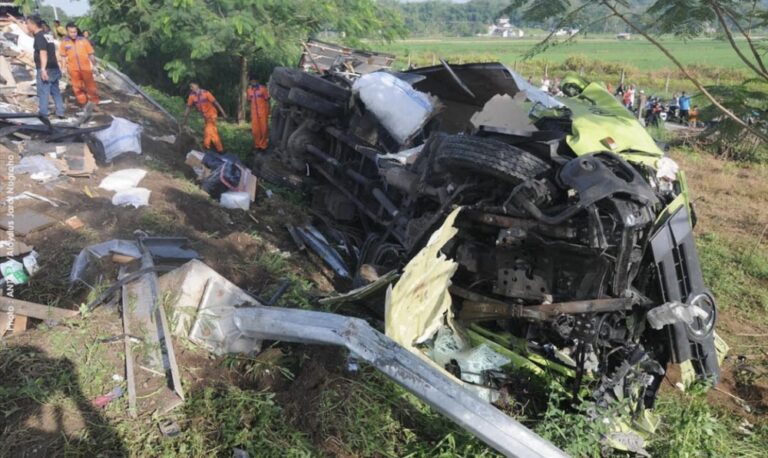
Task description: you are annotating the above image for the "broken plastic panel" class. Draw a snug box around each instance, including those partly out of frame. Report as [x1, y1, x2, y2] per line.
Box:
[159, 258, 565, 457]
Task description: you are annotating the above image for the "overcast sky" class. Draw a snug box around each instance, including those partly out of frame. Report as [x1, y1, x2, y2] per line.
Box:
[43, 0, 473, 17]
[43, 0, 90, 16]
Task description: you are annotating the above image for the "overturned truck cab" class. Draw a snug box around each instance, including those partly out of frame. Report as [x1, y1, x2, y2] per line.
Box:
[265, 56, 720, 449]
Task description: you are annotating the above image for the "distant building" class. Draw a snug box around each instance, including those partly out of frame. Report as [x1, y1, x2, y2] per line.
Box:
[553, 28, 579, 37]
[616, 32, 632, 40]
[487, 17, 525, 38]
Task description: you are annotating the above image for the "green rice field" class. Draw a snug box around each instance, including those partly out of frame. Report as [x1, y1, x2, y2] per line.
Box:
[377, 37, 751, 71]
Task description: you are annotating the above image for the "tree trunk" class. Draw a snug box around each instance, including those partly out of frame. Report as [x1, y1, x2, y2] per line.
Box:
[237, 55, 248, 124]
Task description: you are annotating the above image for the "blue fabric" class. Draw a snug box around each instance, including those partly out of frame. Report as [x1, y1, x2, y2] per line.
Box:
[36, 68, 65, 117]
[679, 95, 691, 111]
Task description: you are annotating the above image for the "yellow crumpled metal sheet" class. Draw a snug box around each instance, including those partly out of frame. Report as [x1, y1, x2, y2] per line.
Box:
[385, 207, 462, 349]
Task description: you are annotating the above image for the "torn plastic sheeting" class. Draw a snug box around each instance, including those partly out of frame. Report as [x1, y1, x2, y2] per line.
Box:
[14, 155, 61, 180]
[70, 239, 142, 284]
[92, 117, 143, 162]
[386, 207, 461, 348]
[112, 187, 151, 208]
[353, 72, 436, 144]
[99, 168, 147, 191]
[646, 301, 709, 330]
[430, 326, 510, 387]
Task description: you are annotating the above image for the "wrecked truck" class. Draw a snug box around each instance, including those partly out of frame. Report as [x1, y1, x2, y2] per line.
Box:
[264, 60, 720, 417]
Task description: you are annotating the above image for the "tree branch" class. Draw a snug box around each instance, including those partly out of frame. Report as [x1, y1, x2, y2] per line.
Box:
[600, 0, 768, 143]
[722, 3, 768, 76]
[709, 1, 768, 81]
[523, 3, 591, 59]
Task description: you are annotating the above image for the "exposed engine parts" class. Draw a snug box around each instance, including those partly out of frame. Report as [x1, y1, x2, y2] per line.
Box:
[264, 60, 721, 414]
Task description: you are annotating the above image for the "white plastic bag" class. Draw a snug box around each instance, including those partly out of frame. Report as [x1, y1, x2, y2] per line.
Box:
[352, 72, 434, 144]
[14, 155, 61, 180]
[93, 117, 143, 162]
[99, 168, 147, 191]
[111, 187, 151, 208]
[220, 191, 250, 210]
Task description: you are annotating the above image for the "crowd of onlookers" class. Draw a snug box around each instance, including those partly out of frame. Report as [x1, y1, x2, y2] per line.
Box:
[528, 74, 701, 128]
[613, 83, 699, 128]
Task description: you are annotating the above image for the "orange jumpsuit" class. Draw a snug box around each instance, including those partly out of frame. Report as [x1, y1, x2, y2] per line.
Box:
[59, 36, 100, 105]
[187, 89, 224, 152]
[247, 83, 270, 150]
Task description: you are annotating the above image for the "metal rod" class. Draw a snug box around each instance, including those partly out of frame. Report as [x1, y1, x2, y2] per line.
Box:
[232, 305, 568, 458]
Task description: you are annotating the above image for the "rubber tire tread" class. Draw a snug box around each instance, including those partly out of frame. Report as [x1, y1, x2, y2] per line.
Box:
[287, 87, 342, 117]
[268, 80, 290, 104]
[434, 135, 551, 184]
[271, 67, 350, 101]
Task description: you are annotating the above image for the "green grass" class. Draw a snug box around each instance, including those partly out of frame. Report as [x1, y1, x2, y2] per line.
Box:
[117, 385, 314, 457]
[378, 37, 751, 94]
[698, 232, 768, 316]
[380, 37, 752, 71]
[310, 369, 497, 457]
[142, 86, 253, 160]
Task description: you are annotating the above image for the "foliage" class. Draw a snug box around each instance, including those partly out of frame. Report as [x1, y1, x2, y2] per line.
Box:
[698, 82, 768, 162]
[504, 0, 768, 158]
[384, 0, 511, 37]
[85, 0, 406, 112]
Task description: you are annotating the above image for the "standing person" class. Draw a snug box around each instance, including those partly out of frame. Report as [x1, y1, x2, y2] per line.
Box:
[623, 85, 635, 110]
[182, 82, 227, 153]
[247, 77, 270, 151]
[59, 23, 100, 108]
[27, 16, 65, 118]
[679, 91, 691, 124]
[688, 105, 699, 128]
[53, 20, 66, 39]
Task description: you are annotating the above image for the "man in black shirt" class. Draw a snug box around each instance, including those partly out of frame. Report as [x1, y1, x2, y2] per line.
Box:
[27, 15, 64, 118]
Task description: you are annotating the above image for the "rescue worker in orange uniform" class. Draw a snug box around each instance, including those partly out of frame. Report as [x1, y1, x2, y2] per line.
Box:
[182, 82, 228, 153]
[247, 77, 270, 151]
[59, 22, 100, 107]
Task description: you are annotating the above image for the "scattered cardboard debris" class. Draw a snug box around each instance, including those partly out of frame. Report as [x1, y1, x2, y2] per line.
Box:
[0, 208, 56, 236]
[65, 216, 84, 230]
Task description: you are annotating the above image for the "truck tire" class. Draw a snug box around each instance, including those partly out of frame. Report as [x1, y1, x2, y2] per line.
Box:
[268, 80, 290, 104]
[434, 135, 551, 184]
[287, 87, 343, 117]
[272, 67, 351, 101]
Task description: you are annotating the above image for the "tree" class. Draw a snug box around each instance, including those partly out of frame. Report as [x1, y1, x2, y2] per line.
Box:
[504, 0, 768, 143]
[83, 0, 405, 121]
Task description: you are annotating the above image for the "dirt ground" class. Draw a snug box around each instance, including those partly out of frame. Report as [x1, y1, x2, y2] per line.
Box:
[0, 80, 346, 456]
[1, 78, 767, 456]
